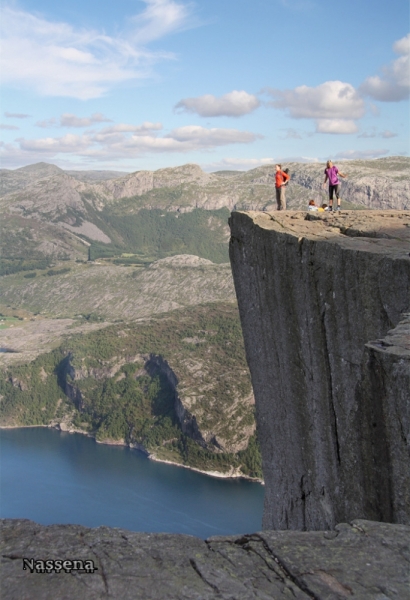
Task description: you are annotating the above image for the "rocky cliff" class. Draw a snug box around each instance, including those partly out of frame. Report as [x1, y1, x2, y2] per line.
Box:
[229, 210, 410, 530]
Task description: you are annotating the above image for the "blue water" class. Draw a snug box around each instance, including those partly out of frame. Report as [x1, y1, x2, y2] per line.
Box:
[0, 428, 264, 539]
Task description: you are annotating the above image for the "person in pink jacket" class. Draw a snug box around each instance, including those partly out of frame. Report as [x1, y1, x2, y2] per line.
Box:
[323, 160, 347, 211]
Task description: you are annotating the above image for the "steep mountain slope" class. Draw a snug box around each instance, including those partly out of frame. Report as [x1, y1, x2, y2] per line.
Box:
[0, 162, 64, 196]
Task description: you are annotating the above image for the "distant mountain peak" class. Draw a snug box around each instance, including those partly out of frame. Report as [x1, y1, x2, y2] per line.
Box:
[17, 162, 64, 174]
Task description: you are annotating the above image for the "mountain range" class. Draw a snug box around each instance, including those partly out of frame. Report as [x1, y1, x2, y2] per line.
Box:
[1, 157, 409, 477]
[1, 157, 409, 273]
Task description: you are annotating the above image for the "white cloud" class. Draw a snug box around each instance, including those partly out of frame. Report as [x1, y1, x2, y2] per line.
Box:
[381, 130, 398, 139]
[280, 128, 304, 140]
[98, 122, 163, 135]
[60, 113, 112, 127]
[360, 34, 410, 102]
[0, 1, 194, 99]
[0, 123, 19, 130]
[175, 91, 260, 117]
[4, 111, 31, 119]
[394, 34, 410, 55]
[36, 113, 112, 128]
[127, 0, 194, 44]
[36, 118, 58, 129]
[315, 119, 358, 134]
[358, 129, 397, 139]
[1, 124, 260, 166]
[266, 81, 365, 120]
[334, 149, 389, 160]
[168, 125, 260, 146]
[203, 157, 275, 171]
[20, 134, 92, 154]
[203, 155, 319, 171]
[265, 81, 365, 135]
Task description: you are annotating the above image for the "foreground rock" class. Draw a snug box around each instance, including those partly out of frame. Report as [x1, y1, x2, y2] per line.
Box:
[1, 518, 408, 599]
[229, 210, 410, 530]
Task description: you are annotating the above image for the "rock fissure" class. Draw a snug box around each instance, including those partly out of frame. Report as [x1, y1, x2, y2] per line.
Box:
[189, 558, 220, 592]
[89, 550, 110, 596]
[249, 535, 320, 600]
[320, 310, 341, 472]
[79, 536, 113, 593]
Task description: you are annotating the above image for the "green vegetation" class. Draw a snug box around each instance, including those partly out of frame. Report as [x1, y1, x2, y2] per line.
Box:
[0, 215, 74, 276]
[0, 303, 262, 478]
[0, 316, 22, 329]
[87, 207, 230, 263]
[0, 347, 71, 424]
[88, 243, 117, 261]
[45, 268, 71, 277]
[0, 257, 51, 276]
[112, 257, 150, 266]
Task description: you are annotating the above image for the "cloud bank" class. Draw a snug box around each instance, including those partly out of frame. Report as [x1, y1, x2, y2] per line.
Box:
[1, 123, 261, 168]
[335, 149, 389, 160]
[36, 113, 113, 128]
[266, 80, 364, 134]
[4, 112, 31, 119]
[175, 91, 260, 117]
[360, 34, 410, 102]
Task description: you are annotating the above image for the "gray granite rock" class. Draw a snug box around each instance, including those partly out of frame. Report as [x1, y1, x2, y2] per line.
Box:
[229, 210, 410, 530]
[1, 518, 409, 599]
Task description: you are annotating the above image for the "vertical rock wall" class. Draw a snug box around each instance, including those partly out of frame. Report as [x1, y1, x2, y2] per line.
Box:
[229, 210, 410, 530]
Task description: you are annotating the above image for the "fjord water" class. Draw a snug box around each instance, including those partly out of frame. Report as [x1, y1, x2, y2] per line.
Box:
[0, 428, 264, 539]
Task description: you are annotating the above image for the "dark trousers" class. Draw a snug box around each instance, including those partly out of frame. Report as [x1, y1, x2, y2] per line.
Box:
[276, 187, 286, 210]
[328, 184, 340, 202]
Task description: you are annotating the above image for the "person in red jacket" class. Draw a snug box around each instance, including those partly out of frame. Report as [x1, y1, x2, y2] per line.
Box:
[275, 164, 290, 210]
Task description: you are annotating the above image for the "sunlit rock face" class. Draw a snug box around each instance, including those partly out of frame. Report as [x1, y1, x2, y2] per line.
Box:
[229, 210, 410, 530]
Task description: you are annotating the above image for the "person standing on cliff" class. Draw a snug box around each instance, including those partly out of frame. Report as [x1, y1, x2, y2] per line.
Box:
[323, 160, 346, 211]
[275, 164, 290, 210]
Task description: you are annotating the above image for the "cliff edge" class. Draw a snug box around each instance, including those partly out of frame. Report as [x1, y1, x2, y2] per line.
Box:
[229, 210, 410, 530]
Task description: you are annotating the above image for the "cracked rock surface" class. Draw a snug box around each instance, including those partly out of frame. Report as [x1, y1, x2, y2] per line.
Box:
[229, 210, 410, 530]
[1, 518, 409, 599]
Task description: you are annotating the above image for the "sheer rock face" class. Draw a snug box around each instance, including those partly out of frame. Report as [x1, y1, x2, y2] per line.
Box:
[1, 518, 409, 599]
[229, 210, 410, 530]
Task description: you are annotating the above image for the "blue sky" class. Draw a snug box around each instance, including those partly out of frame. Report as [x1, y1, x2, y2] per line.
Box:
[1, 0, 409, 172]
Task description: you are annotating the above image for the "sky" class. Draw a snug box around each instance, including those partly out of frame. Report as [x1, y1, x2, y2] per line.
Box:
[1, 0, 409, 172]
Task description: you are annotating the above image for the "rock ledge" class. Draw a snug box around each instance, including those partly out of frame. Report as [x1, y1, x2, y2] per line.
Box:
[1, 518, 409, 599]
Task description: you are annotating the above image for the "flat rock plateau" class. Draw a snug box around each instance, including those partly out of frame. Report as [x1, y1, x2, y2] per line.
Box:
[1, 518, 409, 599]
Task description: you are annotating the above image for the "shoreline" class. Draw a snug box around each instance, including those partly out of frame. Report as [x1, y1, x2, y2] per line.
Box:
[0, 424, 264, 484]
[146, 454, 264, 484]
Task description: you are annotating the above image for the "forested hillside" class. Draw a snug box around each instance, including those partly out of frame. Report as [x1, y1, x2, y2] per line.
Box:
[0, 303, 262, 479]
